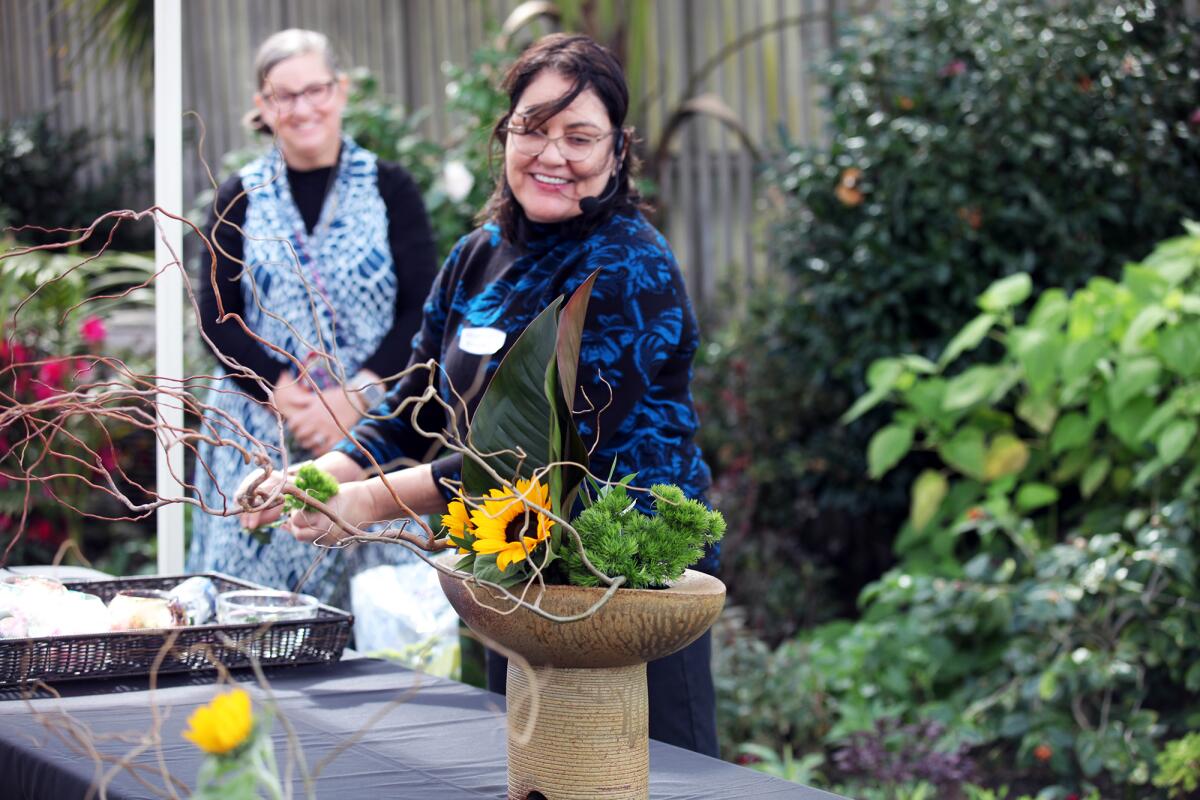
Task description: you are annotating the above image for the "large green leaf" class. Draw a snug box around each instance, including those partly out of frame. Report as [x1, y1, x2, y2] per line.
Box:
[1157, 419, 1197, 466]
[1107, 357, 1161, 411]
[868, 424, 914, 479]
[909, 469, 948, 532]
[1156, 322, 1200, 378]
[549, 271, 600, 521]
[943, 365, 1005, 411]
[462, 299, 564, 496]
[938, 427, 986, 481]
[939, 313, 997, 367]
[978, 273, 1032, 312]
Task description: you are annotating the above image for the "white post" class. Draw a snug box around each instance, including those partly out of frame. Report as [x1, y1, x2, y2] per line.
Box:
[154, 0, 185, 574]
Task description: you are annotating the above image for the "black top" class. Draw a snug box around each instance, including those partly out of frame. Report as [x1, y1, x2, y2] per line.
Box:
[195, 161, 437, 399]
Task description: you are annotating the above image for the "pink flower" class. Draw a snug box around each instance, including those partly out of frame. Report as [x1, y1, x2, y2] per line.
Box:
[98, 445, 118, 472]
[1190, 108, 1200, 128]
[79, 316, 106, 346]
[939, 59, 967, 78]
[28, 518, 57, 545]
[33, 359, 69, 400]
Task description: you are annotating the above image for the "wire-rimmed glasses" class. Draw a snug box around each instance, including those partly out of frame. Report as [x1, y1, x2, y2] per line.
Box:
[505, 125, 615, 162]
[261, 80, 337, 112]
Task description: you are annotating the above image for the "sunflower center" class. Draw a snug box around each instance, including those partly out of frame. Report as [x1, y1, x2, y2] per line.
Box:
[504, 513, 534, 543]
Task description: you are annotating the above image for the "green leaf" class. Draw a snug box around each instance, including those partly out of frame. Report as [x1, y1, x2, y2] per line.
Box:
[978, 272, 1032, 312]
[1016, 483, 1059, 511]
[1107, 357, 1161, 411]
[1060, 337, 1107, 385]
[1080, 456, 1110, 498]
[462, 298, 563, 496]
[1016, 394, 1058, 434]
[472, 553, 529, 588]
[984, 434, 1029, 480]
[1011, 328, 1060, 395]
[1109, 397, 1157, 449]
[868, 424, 914, 479]
[1136, 397, 1182, 443]
[909, 470, 948, 532]
[866, 358, 904, 391]
[943, 365, 1004, 411]
[938, 427, 986, 481]
[1028, 288, 1069, 330]
[1157, 419, 1197, 466]
[939, 313, 997, 366]
[1120, 306, 1168, 354]
[1050, 413, 1097, 455]
[1156, 323, 1200, 378]
[840, 387, 889, 425]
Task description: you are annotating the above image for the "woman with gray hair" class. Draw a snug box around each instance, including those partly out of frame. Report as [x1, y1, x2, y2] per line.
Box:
[189, 29, 437, 609]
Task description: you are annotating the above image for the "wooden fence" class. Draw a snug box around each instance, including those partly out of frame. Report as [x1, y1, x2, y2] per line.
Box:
[1, 0, 876, 308]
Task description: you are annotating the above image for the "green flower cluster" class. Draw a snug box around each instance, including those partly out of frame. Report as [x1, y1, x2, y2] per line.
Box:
[562, 483, 725, 590]
[281, 463, 339, 515]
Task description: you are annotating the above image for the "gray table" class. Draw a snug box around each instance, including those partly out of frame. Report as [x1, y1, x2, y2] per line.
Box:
[0, 658, 840, 799]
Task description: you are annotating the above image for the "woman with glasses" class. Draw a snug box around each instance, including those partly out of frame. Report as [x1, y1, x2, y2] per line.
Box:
[242, 32, 720, 756]
[189, 28, 437, 610]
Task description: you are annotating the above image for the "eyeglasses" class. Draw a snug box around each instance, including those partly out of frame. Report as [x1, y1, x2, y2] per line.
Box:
[505, 125, 615, 162]
[262, 80, 337, 112]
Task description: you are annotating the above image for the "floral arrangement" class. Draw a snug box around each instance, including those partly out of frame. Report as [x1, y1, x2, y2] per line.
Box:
[438, 271, 725, 589]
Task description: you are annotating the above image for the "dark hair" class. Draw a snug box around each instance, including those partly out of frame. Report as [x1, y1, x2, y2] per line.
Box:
[480, 33, 647, 243]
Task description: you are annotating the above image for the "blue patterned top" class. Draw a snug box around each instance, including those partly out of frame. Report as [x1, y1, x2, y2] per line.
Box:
[336, 210, 719, 572]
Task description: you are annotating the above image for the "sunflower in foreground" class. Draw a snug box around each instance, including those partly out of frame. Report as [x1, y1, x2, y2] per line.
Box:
[470, 477, 554, 572]
[183, 687, 254, 755]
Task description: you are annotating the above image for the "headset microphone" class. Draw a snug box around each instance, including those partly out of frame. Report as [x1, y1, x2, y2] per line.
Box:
[578, 130, 625, 217]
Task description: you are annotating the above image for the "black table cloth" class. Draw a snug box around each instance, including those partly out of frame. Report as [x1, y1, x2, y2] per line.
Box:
[0, 658, 842, 799]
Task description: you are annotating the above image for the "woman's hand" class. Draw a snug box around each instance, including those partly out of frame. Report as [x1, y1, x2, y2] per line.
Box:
[237, 452, 366, 531]
[271, 371, 363, 453]
[287, 479, 380, 543]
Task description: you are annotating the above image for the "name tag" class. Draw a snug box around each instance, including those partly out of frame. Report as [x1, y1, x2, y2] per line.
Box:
[459, 326, 506, 355]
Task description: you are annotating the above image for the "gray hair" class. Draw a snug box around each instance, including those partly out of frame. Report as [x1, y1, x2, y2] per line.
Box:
[253, 28, 340, 89]
[245, 29, 341, 133]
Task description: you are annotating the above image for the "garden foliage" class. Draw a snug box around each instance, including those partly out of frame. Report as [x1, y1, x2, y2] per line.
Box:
[696, 0, 1200, 638]
[0, 247, 158, 569]
[717, 229, 1200, 797]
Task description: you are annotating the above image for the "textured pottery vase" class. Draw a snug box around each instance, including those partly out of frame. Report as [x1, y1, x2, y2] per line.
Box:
[438, 563, 726, 800]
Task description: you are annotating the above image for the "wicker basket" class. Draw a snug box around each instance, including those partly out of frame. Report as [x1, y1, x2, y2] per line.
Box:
[0, 573, 352, 688]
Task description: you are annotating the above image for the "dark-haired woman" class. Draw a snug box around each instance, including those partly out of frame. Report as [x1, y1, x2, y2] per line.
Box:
[189, 28, 437, 610]
[242, 32, 720, 756]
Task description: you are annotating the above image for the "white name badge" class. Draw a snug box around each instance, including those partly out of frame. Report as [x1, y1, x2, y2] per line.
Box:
[459, 326, 507, 356]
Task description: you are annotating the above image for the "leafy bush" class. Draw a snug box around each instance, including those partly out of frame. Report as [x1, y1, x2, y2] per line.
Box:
[697, 0, 1200, 638]
[1154, 732, 1200, 798]
[0, 246, 157, 569]
[0, 114, 153, 251]
[849, 225, 1200, 570]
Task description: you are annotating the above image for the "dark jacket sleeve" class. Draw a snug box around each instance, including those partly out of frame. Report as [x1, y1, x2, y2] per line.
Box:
[194, 175, 287, 400]
[359, 161, 438, 383]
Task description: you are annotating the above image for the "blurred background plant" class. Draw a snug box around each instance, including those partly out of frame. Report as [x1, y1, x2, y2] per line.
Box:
[0, 114, 153, 252]
[0, 243, 159, 572]
[695, 0, 1200, 643]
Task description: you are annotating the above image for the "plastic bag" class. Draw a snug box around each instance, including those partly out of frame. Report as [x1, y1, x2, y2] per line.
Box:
[350, 562, 460, 679]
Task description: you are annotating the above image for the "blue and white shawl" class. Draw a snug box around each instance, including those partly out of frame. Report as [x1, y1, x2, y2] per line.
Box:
[187, 136, 402, 607]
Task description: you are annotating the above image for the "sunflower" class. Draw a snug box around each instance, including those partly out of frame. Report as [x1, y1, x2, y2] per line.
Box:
[470, 477, 554, 572]
[441, 496, 474, 554]
[183, 688, 254, 755]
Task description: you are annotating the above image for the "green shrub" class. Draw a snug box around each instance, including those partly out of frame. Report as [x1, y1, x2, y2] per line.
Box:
[849, 226, 1200, 570]
[0, 114, 152, 251]
[1154, 732, 1200, 798]
[698, 0, 1200, 637]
